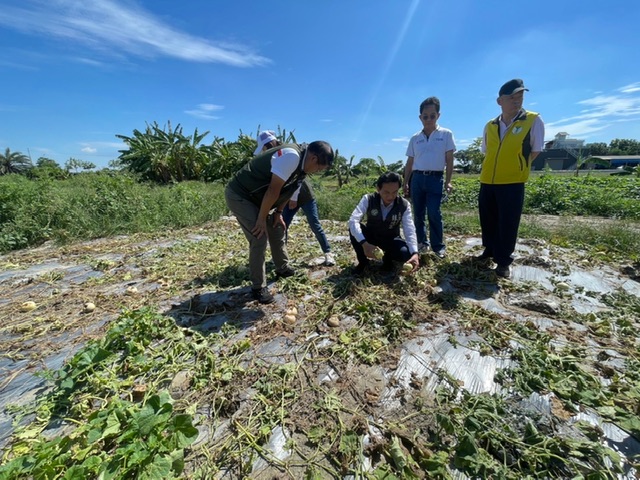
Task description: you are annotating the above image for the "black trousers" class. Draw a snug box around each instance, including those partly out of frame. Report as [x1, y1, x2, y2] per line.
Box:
[478, 183, 525, 267]
[349, 224, 412, 266]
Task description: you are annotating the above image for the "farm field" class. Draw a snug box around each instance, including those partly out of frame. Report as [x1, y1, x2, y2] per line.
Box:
[0, 208, 639, 478]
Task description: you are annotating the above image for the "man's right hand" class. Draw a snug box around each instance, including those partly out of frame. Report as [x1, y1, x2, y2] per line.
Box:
[363, 242, 377, 259]
[251, 217, 268, 239]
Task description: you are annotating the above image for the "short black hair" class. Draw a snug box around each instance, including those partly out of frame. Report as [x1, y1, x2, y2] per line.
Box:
[308, 140, 334, 167]
[419, 96, 441, 114]
[376, 171, 402, 189]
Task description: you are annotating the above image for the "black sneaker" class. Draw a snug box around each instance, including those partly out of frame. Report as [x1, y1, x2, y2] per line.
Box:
[352, 262, 369, 276]
[495, 265, 511, 278]
[471, 251, 492, 266]
[251, 287, 275, 304]
[381, 260, 395, 272]
[275, 266, 295, 278]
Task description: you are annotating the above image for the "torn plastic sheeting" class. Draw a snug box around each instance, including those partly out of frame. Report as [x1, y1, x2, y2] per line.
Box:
[0, 262, 67, 284]
[251, 425, 291, 474]
[511, 265, 555, 290]
[252, 335, 303, 365]
[525, 392, 639, 479]
[379, 325, 512, 410]
[571, 293, 608, 314]
[0, 263, 103, 286]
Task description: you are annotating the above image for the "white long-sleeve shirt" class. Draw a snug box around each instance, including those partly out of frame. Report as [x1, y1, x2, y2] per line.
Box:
[349, 194, 419, 254]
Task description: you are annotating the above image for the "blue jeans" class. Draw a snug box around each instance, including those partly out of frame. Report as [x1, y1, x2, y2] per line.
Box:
[282, 199, 331, 253]
[410, 172, 445, 252]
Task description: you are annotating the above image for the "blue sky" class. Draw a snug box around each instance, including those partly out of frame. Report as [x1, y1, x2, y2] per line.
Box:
[1, 0, 639, 169]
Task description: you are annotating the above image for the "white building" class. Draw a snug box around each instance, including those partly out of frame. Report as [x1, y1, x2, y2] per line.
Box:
[546, 132, 585, 150]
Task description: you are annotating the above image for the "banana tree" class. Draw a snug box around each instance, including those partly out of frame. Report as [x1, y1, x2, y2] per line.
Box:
[117, 122, 210, 183]
[330, 151, 354, 188]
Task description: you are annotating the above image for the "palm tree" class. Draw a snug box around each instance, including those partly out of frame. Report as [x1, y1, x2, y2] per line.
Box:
[0, 148, 32, 175]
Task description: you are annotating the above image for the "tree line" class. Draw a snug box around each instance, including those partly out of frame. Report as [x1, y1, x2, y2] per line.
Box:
[5, 123, 638, 182]
[1, 122, 405, 186]
[0, 147, 96, 178]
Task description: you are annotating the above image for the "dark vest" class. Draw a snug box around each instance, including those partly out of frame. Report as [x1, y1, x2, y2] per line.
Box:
[228, 143, 307, 207]
[364, 193, 408, 240]
[297, 179, 314, 206]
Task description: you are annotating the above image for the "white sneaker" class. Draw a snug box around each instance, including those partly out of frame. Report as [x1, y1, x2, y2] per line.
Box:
[324, 252, 336, 266]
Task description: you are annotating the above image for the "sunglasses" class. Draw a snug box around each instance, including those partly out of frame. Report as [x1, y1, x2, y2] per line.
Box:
[420, 114, 438, 120]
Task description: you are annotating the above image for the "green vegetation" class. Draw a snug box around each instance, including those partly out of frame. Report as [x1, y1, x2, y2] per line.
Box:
[1, 171, 639, 257]
[1, 224, 638, 478]
[0, 310, 200, 479]
[0, 173, 226, 252]
[447, 175, 640, 219]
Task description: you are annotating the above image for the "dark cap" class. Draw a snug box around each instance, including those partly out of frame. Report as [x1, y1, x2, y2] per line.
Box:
[499, 78, 529, 96]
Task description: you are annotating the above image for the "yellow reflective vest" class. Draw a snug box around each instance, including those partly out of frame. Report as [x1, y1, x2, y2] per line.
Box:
[480, 110, 539, 184]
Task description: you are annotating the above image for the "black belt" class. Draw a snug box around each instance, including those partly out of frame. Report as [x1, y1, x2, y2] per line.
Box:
[414, 170, 443, 176]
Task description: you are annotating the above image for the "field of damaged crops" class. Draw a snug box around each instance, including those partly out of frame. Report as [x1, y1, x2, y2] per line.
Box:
[1, 209, 639, 479]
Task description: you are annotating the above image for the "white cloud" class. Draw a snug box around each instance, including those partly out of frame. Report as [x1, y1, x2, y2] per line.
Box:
[185, 103, 224, 120]
[0, 0, 270, 67]
[455, 138, 476, 149]
[545, 84, 640, 140]
[619, 82, 640, 94]
[391, 137, 409, 142]
[78, 141, 124, 156]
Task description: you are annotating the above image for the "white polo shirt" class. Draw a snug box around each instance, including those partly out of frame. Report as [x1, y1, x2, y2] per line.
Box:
[405, 126, 456, 171]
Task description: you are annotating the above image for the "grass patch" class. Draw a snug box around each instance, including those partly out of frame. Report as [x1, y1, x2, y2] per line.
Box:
[0, 174, 226, 252]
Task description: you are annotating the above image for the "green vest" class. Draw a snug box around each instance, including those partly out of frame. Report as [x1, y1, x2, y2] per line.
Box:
[228, 143, 306, 208]
[480, 110, 538, 184]
[297, 179, 315, 206]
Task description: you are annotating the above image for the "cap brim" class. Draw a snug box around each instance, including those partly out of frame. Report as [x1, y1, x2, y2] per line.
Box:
[503, 87, 528, 96]
[253, 146, 262, 155]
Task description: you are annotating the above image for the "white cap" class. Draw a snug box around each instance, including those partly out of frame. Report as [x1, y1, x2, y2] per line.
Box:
[254, 130, 277, 155]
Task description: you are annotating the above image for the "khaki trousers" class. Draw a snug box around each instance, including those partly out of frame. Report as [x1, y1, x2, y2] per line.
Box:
[225, 186, 289, 289]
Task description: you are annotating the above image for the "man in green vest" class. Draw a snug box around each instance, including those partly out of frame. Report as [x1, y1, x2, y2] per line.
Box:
[225, 137, 334, 303]
[476, 78, 545, 278]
